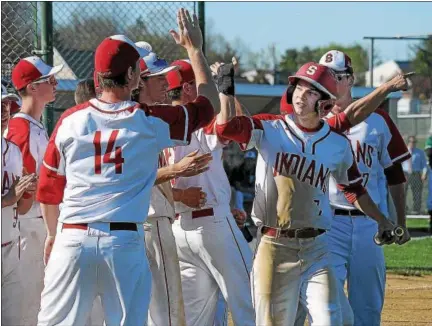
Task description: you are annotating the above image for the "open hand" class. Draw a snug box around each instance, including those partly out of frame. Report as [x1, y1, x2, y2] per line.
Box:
[174, 150, 212, 178]
[169, 8, 203, 52]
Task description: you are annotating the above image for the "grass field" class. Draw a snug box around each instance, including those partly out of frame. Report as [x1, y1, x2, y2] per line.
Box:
[406, 218, 430, 229]
[384, 238, 432, 275]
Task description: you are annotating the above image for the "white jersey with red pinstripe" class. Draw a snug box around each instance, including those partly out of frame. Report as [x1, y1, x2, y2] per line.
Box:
[168, 118, 232, 217]
[6, 112, 48, 219]
[1, 137, 22, 244]
[147, 151, 175, 220]
[169, 119, 255, 326]
[236, 114, 363, 230]
[36, 96, 213, 224]
[328, 109, 410, 210]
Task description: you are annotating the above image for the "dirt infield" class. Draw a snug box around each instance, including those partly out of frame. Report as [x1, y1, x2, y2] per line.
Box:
[382, 274, 432, 325]
[228, 273, 432, 325]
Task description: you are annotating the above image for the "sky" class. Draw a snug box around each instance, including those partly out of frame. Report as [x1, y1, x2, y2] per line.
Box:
[205, 1, 432, 63]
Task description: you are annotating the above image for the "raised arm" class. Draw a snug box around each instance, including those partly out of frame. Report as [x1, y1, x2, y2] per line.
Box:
[344, 73, 413, 126]
[170, 8, 219, 114]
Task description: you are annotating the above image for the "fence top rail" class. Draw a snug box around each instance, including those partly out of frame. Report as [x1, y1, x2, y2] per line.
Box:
[397, 114, 431, 119]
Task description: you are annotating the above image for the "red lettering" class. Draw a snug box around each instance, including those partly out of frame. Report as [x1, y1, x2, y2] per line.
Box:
[301, 160, 316, 186]
[93, 130, 125, 174]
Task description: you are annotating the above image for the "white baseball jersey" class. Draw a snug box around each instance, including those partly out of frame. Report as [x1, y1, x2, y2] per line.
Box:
[147, 151, 175, 220]
[216, 114, 365, 230]
[168, 118, 232, 217]
[329, 110, 411, 210]
[1, 137, 22, 244]
[6, 112, 49, 219]
[36, 96, 214, 224]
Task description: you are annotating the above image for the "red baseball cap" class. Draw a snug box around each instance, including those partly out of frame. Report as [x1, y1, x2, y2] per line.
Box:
[319, 50, 353, 74]
[94, 35, 150, 78]
[288, 62, 337, 99]
[166, 60, 195, 91]
[11, 56, 63, 90]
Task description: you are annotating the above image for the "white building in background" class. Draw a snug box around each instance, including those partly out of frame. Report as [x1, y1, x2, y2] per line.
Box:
[364, 60, 412, 87]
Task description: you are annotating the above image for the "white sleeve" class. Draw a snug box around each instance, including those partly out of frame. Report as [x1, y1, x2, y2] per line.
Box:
[378, 119, 394, 169]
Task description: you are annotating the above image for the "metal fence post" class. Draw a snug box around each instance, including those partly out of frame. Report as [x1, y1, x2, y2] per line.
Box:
[40, 2, 54, 135]
[198, 2, 205, 56]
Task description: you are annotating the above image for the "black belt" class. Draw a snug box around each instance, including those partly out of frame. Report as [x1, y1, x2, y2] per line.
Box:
[261, 226, 325, 239]
[62, 223, 138, 231]
[334, 209, 365, 217]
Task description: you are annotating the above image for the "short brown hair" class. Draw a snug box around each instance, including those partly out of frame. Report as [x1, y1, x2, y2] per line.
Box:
[97, 63, 137, 91]
[74, 79, 96, 104]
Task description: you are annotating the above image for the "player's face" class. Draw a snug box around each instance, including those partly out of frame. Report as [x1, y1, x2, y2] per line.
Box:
[31, 75, 58, 103]
[143, 75, 169, 104]
[183, 81, 197, 102]
[292, 80, 322, 117]
[1, 101, 11, 134]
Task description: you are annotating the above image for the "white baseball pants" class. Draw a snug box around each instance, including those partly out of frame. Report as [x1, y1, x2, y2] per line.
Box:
[328, 215, 385, 326]
[1, 239, 23, 326]
[18, 217, 46, 326]
[173, 212, 255, 326]
[37, 222, 151, 326]
[251, 232, 342, 326]
[144, 216, 186, 326]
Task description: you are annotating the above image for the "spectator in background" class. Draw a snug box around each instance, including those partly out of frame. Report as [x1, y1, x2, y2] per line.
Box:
[403, 135, 428, 213]
[74, 79, 96, 104]
[425, 135, 432, 233]
[230, 150, 257, 212]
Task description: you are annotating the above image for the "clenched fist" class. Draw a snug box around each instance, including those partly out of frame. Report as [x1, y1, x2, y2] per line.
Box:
[178, 187, 207, 209]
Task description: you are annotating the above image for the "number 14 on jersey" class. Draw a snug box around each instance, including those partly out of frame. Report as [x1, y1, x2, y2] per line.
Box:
[93, 130, 125, 174]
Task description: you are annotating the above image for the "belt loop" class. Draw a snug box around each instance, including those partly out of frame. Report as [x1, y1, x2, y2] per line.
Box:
[274, 227, 281, 239]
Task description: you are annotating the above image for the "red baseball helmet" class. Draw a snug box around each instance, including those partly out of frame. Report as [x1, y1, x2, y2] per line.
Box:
[281, 62, 337, 114]
[288, 62, 337, 99]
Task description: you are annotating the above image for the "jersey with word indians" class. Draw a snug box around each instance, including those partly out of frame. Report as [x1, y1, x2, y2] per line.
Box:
[329, 110, 410, 210]
[147, 150, 175, 220]
[36, 96, 214, 224]
[168, 117, 232, 217]
[1, 137, 22, 243]
[216, 114, 364, 230]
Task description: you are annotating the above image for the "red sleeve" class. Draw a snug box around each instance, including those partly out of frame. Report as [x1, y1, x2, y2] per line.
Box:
[215, 113, 284, 144]
[6, 118, 36, 174]
[326, 112, 352, 133]
[384, 163, 406, 186]
[36, 112, 72, 205]
[143, 95, 214, 143]
[375, 109, 411, 163]
[6, 118, 36, 199]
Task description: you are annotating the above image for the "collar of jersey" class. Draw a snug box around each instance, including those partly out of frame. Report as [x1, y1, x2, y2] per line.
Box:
[89, 98, 137, 112]
[13, 112, 44, 129]
[284, 114, 330, 141]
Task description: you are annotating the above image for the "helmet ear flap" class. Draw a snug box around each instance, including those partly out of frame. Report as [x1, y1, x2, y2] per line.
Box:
[285, 83, 296, 104]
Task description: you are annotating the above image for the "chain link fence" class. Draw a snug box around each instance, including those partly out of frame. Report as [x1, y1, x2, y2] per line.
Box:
[1, 1, 38, 90]
[52, 1, 196, 120]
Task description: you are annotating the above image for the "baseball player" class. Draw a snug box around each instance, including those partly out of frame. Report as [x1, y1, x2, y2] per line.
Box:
[1, 85, 37, 326]
[165, 59, 256, 326]
[5, 55, 63, 326]
[36, 9, 220, 325]
[288, 52, 413, 326]
[320, 51, 411, 326]
[215, 62, 396, 326]
[133, 41, 211, 326]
